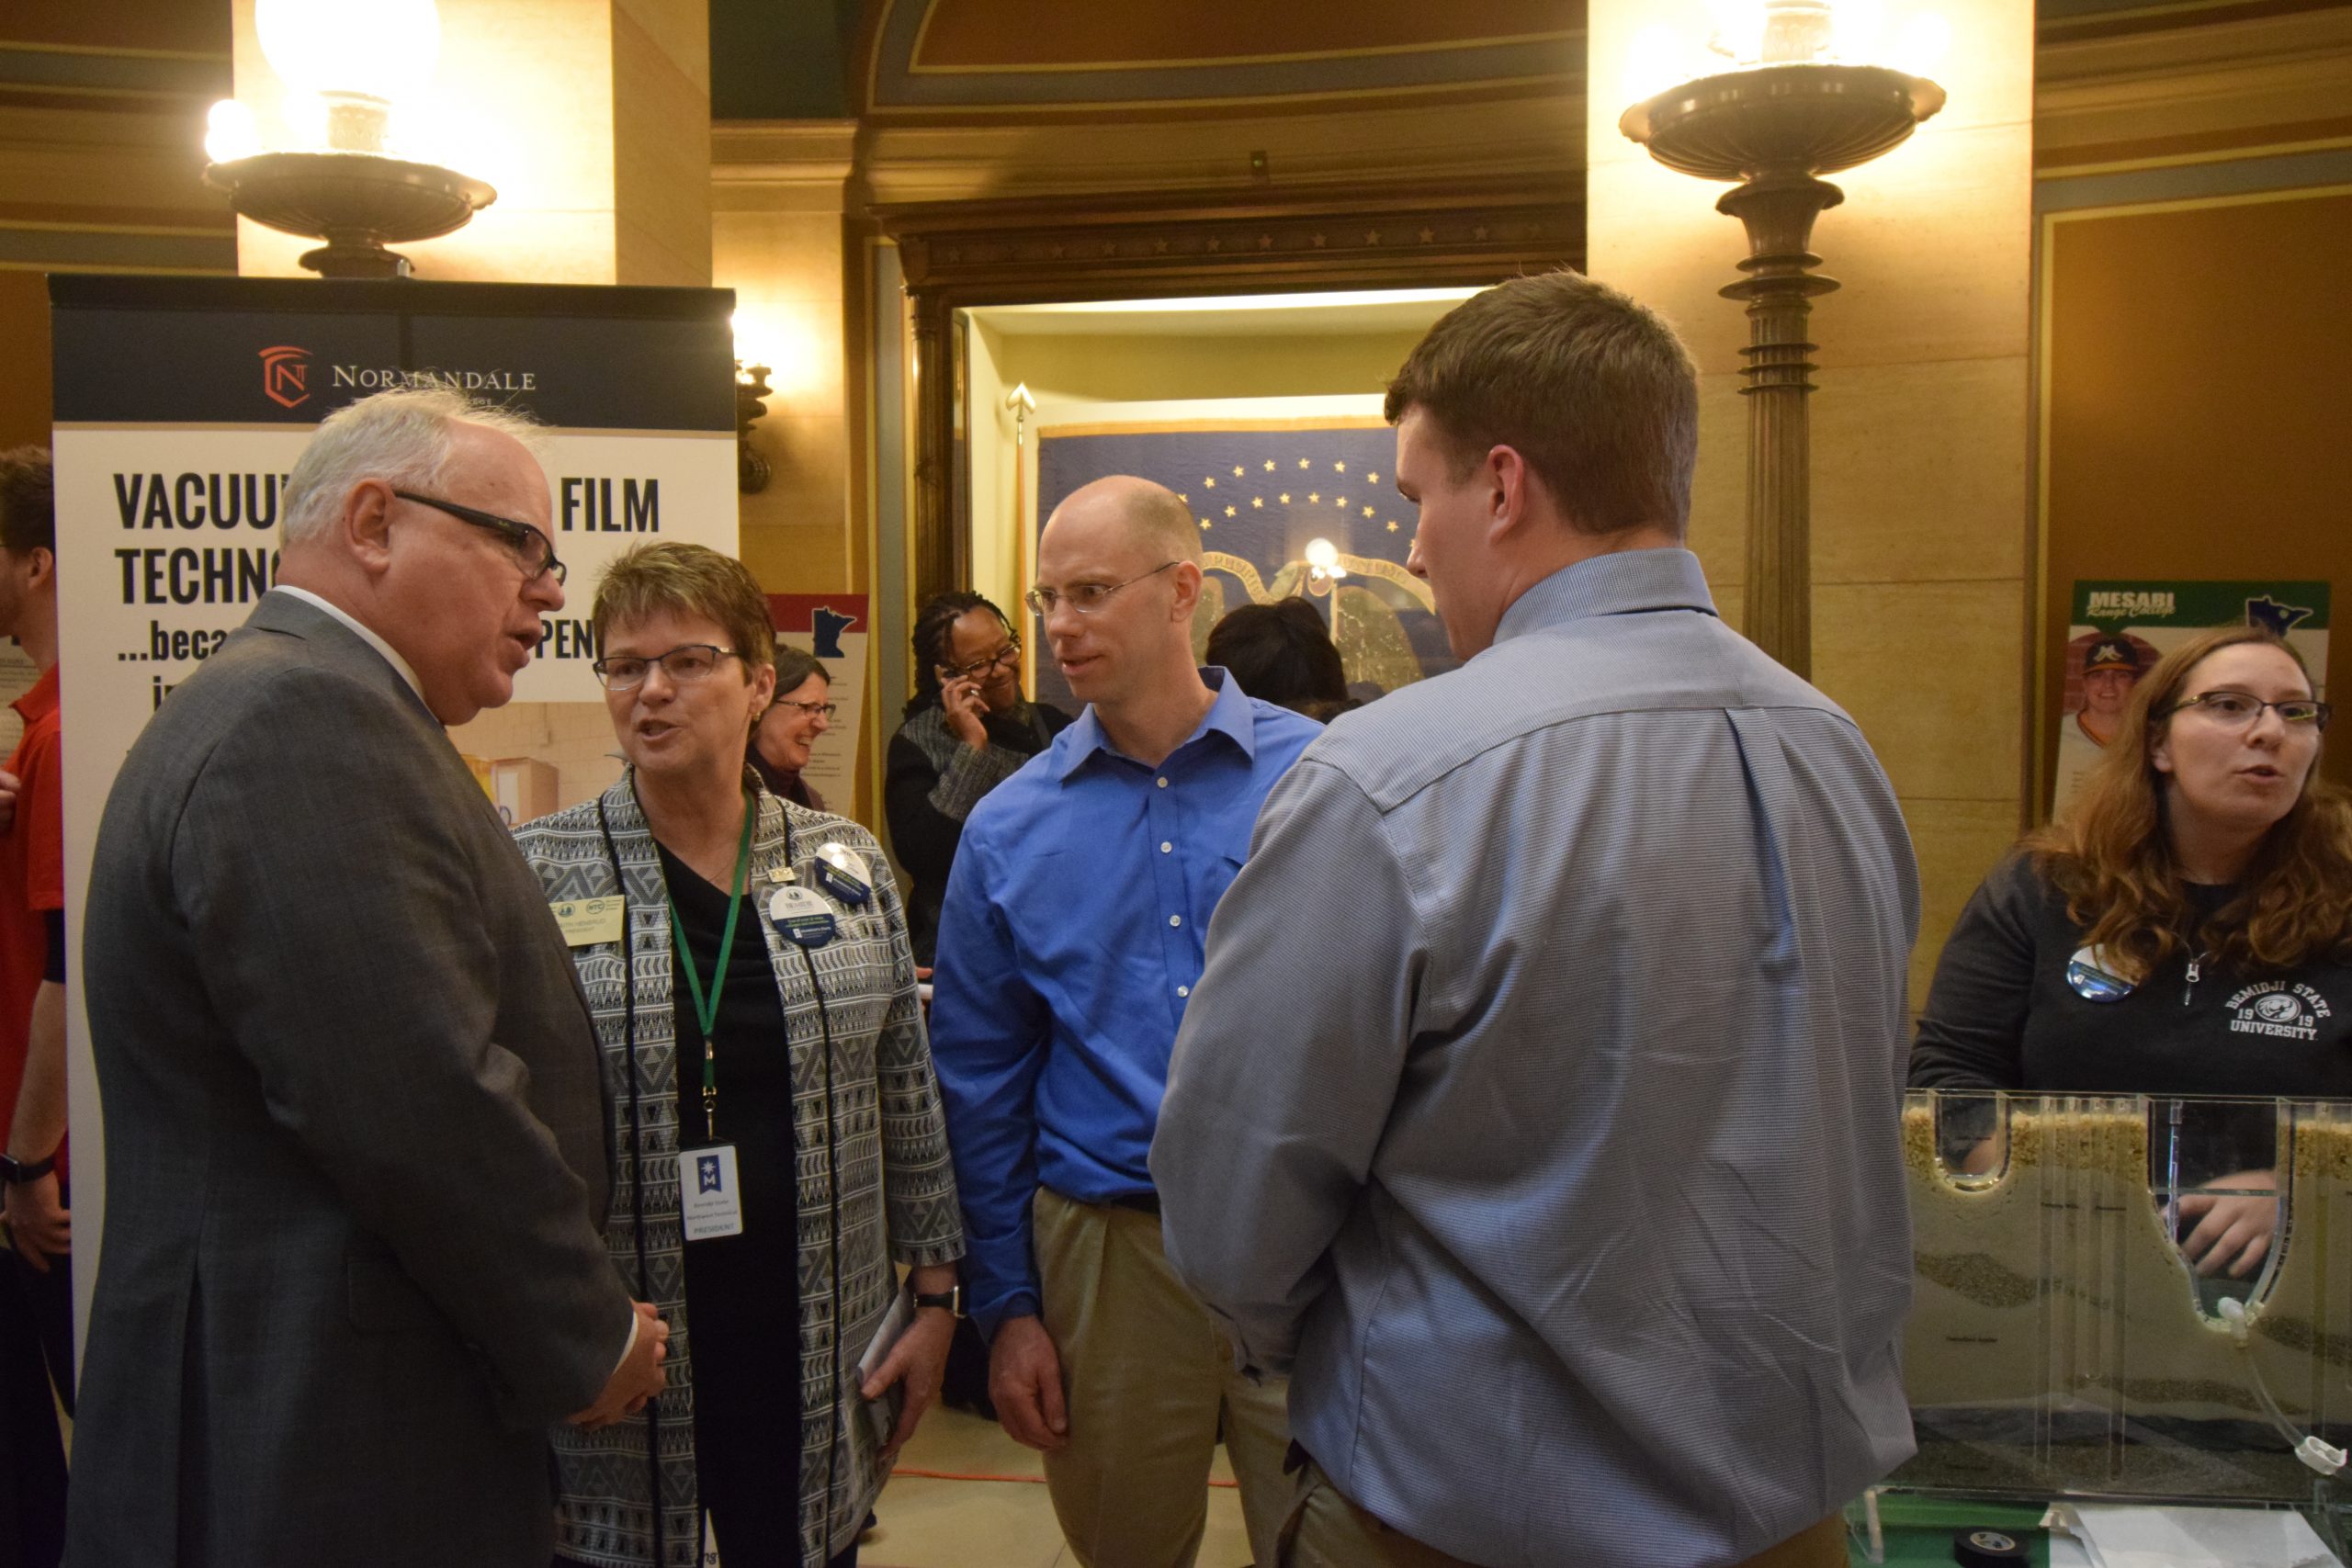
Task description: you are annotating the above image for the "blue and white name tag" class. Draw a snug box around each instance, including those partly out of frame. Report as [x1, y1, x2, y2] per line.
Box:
[814, 842, 873, 906]
[681, 1145, 744, 1240]
[2065, 945, 2135, 1003]
[768, 884, 838, 947]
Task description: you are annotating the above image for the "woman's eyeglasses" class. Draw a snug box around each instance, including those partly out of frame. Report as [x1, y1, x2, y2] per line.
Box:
[942, 638, 1022, 681]
[2166, 690, 2331, 731]
[772, 699, 838, 718]
[592, 644, 741, 691]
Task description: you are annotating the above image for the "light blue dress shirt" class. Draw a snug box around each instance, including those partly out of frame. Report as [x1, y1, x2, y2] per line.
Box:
[928, 670, 1321, 1336]
[1153, 549, 1922, 1568]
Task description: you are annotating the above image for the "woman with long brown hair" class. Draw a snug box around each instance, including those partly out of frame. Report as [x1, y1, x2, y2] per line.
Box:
[1911, 625, 2349, 1280]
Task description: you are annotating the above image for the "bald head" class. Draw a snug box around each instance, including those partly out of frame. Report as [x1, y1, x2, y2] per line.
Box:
[1047, 475, 1203, 567]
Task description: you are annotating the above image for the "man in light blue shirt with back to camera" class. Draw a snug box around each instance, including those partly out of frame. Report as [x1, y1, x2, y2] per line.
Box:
[1152, 272, 1922, 1568]
[927, 473, 1319, 1568]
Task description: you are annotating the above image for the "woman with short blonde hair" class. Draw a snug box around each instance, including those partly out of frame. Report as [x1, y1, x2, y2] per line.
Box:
[518, 541, 965, 1568]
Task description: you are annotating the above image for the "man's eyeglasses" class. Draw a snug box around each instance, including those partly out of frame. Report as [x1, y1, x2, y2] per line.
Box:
[592, 643, 743, 691]
[2166, 690, 2331, 731]
[943, 637, 1022, 681]
[772, 699, 838, 718]
[1023, 561, 1180, 618]
[392, 490, 567, 585]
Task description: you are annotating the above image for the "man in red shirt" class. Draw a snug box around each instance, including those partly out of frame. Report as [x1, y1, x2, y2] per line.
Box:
[0, 447, 65, 1565]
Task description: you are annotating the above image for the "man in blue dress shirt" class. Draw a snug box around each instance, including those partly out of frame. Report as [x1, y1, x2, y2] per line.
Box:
[928, 474, 1319, 1567]
[1152, 274, 1921, 1568]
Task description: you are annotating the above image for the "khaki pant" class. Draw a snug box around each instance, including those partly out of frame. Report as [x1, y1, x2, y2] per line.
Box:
[1034, 1188, 1293, 1568]
[1276, 1459, 1851, 1568]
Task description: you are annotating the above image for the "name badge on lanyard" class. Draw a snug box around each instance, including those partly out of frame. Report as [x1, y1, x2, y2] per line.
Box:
[681, 1145, 745, 1240]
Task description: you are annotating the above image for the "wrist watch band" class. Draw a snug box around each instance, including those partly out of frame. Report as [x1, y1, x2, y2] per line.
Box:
[0, 1151, 55, 1185]
[911, 1285, 963, 1318]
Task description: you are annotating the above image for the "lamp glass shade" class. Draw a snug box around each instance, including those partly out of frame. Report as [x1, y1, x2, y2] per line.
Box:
[255, 0, 441, 105]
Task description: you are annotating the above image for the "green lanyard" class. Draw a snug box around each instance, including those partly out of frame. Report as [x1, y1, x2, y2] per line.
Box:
[669, 795, 753, 1142]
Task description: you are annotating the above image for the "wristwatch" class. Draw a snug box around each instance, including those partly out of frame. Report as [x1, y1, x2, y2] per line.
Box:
[0, 1150, 55, 1185]
[911, 1285, 963, 1318]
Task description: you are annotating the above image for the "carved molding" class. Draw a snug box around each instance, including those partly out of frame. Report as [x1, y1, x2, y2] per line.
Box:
[878, 182, 1583, 302]
[2037, 7, 2352, 156]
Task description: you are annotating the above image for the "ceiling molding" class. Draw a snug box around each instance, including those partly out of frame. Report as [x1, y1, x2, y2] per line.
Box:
[855, 92, 1581, 208]
[873, 179, 1583, 304]
[2037, 6, 2352, 152]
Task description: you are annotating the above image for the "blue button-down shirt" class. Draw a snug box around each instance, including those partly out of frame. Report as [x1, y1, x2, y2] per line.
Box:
[928, 671, 1321, 1335]
[1152, 550, 1921, 1568]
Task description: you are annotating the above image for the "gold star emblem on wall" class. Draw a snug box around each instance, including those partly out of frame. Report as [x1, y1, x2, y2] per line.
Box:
[1367, 472, 1379, 484]
[1177, 493, 1188, 502]
[1262, 460, 1275, 471]
[1298, 458, 1310, 468]
[1204, 477, 1216, 488]
[1336, 496, 1346, 509]
[1307, 491, 1320, 503]
[1334, 461, 1347, 472]
[1200, 518, 1213, 529]
[1250, 497, 1263, 508]
[1279, 493, 1290, 504]
[1225, 505, 1237, 516]
[1363, 505, 1375, 517]
[1232, 466, 1244, 477]
[1385, 520, 1399, 532]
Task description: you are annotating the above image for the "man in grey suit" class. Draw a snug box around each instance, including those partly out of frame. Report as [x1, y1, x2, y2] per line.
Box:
[69, 389, 669, 1566]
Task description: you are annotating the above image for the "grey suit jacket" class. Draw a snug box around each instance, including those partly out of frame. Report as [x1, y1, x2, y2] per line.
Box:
[67, 592, 633, 1567]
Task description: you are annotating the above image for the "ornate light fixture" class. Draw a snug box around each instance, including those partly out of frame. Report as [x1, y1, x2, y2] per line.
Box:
[201, 0, 495, 280]
[1621, 0, 1946, 676]
[735, 360, 775, 494]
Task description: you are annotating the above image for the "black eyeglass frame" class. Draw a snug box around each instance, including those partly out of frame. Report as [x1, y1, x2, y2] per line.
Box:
[940, 636, 1023, 682]
[591, 642, 746, 692]
[2164, 689, 2333, 732]
[392, 488, 568, 586]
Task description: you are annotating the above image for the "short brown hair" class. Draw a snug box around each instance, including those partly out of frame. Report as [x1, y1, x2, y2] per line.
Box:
[592, 542, 775, 675]
[1385, 272, 1698, 536]
[0, 447, 54, 556]
[2030, 625, 2350, 978]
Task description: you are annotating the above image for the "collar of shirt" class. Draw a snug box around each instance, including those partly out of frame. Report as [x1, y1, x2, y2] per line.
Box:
[271, 585, 426, 704]
[8, 664, 57, 728]
[1053, 667, 1258, 782]
[1491, 547, 1718, 649]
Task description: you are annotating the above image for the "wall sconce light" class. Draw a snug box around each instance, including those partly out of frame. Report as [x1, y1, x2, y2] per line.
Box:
[736, 359, 774, 494]
[202, 0, 495, 279]
[1621, 0, 1946, 676]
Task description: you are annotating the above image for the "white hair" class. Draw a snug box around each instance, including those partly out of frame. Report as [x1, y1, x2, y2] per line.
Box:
[279, 388, 546, 546]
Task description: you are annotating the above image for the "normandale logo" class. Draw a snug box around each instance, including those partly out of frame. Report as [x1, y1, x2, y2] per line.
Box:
[259, 345, 311, 410]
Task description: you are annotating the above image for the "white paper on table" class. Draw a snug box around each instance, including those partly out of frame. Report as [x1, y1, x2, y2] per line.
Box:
[2048, 1502, 2341, 1568]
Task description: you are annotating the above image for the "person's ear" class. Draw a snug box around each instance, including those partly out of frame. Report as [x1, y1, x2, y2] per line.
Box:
[345, 479, 397, 575]
[1168, 559, 1204, 622]
[2149, 723, 2175, 776]
[1486, 446, 1531, 545]
[749, 660, 777, 714]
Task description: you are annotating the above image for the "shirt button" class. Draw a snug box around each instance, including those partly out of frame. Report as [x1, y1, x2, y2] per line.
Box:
[1177, 986, 1190, 998]
[1159, 841, 1172, 853]
[1169, 914, 1182, 928]
[1156, 776, 1169, 788]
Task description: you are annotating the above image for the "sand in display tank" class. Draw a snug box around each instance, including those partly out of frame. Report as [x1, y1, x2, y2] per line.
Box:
[1896, 1094, 2352, 1501]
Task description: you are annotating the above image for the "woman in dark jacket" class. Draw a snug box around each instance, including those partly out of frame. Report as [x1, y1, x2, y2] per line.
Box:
[883, 592, 1069, 965]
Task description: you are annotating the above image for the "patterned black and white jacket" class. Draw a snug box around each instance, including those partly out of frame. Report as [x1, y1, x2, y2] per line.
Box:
[514, 770, 965, 1568]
